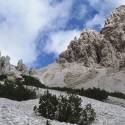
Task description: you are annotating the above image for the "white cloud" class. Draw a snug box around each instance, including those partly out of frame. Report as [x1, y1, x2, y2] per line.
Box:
[78, 5, 87, 18]
[112, 0, 125, 6]
[44, 30, 80, 55]
[86, 14, 105, 28]
[0, 0, 74, 65]
[86, 0, 125, 29]
[73, 4, 87, 20]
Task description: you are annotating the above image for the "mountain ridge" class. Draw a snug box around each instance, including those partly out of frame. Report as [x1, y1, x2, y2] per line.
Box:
[34, 5, 125, 93]
[57, 5, 125, 68]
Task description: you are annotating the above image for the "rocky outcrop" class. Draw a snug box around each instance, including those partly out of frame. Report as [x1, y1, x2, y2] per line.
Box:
[57, 29, 103, 67]
[16, 59, 28, 74]
[57, 5, 125, 68]
[104, 5, 125, 28]
[0, 52, 29, 80]
[0, 53, 11, 75]
[0, 52, 22, 79]
[100, 5, 125, 68]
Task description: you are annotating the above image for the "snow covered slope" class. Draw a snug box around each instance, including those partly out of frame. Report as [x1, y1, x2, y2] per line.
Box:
[0, 98, 72, 125]
[106, 96, 125, 108]
[1, 89, 125, 125]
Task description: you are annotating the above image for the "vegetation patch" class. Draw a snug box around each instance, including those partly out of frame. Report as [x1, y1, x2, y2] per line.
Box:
[49, 87, 108, 101]
[49, 87, 125, 101]
[34, 90, 96, 124]
[0, 74, 7, 81]
[109, 92, 125, 99]
[21, 75, 46, 88]
[0, 80, 36, 101]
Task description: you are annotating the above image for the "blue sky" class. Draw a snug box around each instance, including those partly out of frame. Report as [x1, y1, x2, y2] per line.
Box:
[0, 0, 124, 68]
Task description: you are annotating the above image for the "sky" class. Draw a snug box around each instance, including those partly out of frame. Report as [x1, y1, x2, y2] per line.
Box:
[0, 0, 125, 68]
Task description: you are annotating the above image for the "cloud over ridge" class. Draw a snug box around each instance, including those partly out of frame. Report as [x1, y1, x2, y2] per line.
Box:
[0, 0, 124, 67]
[0, 0, 74, 65]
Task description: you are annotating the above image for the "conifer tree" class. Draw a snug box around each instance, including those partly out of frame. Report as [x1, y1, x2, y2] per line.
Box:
[36, 91, 96, 124]
[46, 120, 51, 125]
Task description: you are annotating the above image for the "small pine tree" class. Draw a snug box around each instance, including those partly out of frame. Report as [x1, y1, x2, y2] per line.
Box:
[68, 94, 82, 123]
[33, 105, 37, 114]
[38, 90, 58, 120]
[57, 94, 82, 123]
[46, 120, 51, 125]
[35, 91, 96, 124]
[78, 104, 96, 125]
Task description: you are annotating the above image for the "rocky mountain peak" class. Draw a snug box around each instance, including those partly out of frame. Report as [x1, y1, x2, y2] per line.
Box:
[57, 6, 125, 68]
[101, 5, 125, 52]
[16, 59, 28, 74]
[104, 5, 125, 27]
[57, 29, 103, 67]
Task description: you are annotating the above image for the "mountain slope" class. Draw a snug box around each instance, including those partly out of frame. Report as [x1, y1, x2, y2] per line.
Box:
[34, 62, 125, 93]
[34, 5, 125, 93]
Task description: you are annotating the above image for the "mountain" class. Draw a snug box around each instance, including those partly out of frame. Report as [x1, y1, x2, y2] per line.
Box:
[34, 5, 125, 93]
[1, 5, 125, 125]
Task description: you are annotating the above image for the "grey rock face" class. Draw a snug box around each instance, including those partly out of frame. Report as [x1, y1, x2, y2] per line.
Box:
[0, 52, 23, 79]
[101, 5, 125, 67]
[17, 59, 28, 74]
[0, 56, 11, 74]
[0, 51, 32, 81]
[57, 29, 103, 67]
[57, 5, 125, 68]
[0, 53, 29, 78]
[104, 5, 125, 28]
[0, 55, 11, 74]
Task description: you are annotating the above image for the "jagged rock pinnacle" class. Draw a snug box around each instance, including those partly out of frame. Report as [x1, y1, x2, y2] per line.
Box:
[0, 51, 29, 80]
[104, 5, 125, 27]
[57, 29, 103, 67]
[17, 59, 28, 74]
[57, 5, 125, 68]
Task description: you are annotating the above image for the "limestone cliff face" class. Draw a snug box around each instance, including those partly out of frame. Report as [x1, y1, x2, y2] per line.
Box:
[104, 5, 125, 27]
[0, 54, 11, 75]
[101, 5, 125, 68]
[57, 5, 125, 68]
[57, 29, 103, 67]
[0, 52, 29, 79]
[16, 59, 28, 74]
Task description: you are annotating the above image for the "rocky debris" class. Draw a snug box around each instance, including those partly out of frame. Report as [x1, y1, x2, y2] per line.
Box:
[57, 5, 125, 68]
[16, 59, 28, 74]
